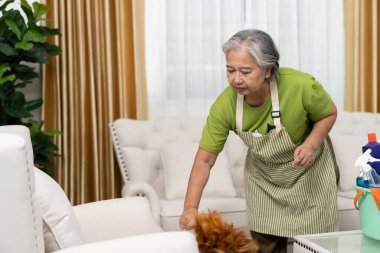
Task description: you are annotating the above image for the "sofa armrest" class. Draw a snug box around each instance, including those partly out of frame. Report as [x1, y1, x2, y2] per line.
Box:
[122, 181, 161, 223]
[57, 231, 199, 253]
[72, 197, 163, 243]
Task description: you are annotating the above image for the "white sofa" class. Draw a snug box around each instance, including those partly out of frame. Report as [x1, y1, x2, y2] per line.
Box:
[110, 111, 380, 233]
[0, 125, 198, 253]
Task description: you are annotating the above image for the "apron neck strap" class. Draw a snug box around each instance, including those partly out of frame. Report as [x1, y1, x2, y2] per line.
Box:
[236, 94, 244, 131]
[235, 78, 282, 132]
[270, 78, 282, 131]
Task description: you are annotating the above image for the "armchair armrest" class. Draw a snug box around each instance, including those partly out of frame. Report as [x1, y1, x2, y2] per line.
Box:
[122, 181, 161, 223]
[72, 197, 163, 243]
[57, 231, 199, 253]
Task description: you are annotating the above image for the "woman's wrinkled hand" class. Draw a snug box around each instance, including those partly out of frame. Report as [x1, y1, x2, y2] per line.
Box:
[179, 207, 198, 230]
[293, 143, 315, 167]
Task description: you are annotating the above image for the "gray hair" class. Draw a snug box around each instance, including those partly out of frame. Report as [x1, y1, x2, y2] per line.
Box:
[222, 29, 280, 81]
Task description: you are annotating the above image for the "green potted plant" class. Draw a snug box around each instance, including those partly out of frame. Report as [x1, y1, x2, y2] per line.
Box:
[0, 0, 61, 175]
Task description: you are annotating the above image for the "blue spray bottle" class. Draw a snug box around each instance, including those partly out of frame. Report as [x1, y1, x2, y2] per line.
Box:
[362, 133, 380, 174]
[355, 149, 380, 188]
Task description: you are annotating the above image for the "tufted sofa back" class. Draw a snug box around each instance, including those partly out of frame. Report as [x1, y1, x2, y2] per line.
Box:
[110, 111, 380, 198]
[109, 116, 248, 198]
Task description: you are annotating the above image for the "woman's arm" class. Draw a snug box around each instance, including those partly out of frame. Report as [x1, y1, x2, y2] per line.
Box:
[293, 103, 337, 167]
[179, 147, 218, 230]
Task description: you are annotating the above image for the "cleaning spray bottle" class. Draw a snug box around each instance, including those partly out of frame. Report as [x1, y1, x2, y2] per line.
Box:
[355, 149, 380, 188]
[356, 170, 370, 188]
[362, 133, 380, 174]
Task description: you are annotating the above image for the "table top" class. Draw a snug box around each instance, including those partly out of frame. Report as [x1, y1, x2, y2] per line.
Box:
[293, 230, 380, 253]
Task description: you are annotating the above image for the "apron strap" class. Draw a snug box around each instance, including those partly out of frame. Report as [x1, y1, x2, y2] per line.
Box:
[236, 93, 244, 131]
[236, 94, 244, 131]
[270, 79, 282, 131]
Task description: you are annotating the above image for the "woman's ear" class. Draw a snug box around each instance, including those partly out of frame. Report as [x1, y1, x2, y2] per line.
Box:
[265, 65, 273, 79]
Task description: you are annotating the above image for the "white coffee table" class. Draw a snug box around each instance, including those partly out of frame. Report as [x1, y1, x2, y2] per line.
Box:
[293, 230, 380, 253]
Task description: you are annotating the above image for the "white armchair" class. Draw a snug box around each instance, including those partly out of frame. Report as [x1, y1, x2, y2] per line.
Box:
[0, 125, 198, 253]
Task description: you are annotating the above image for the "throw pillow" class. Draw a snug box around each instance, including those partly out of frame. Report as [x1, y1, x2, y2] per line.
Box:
[161, 142, 237, 200]
[34, 167, 84, 252]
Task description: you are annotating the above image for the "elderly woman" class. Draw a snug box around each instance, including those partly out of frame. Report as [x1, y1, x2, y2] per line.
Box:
[179, 29, 338, 253]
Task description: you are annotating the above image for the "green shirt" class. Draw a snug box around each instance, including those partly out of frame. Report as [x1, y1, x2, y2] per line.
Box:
[200, 67, 333, 153]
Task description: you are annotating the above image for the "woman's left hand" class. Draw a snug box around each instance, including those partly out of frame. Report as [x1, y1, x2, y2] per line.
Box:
[293, 143, 315, 167]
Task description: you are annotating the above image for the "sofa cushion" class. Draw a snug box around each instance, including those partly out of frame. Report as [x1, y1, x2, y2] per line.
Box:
[34, 168, 84, 252]
[160, 142, 237, 200]
[73, 198, 163, 243]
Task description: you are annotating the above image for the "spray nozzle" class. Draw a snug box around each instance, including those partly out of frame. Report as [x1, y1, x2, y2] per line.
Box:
[355, 149, 380, 173]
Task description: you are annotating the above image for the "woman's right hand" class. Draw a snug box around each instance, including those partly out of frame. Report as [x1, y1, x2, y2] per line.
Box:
[179, 207, 198, 230]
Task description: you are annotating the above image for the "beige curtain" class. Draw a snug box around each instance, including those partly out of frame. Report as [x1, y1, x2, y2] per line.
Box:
[41, 0, 147, 205]
[344, 0, 379, 112]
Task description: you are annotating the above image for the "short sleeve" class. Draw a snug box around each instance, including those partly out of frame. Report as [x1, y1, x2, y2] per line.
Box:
[199, 109, 231, 154]
[303, 79, 333, 121]
[199, 88, 235, 153]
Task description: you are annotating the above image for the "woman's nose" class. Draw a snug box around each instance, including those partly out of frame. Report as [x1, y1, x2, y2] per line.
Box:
[233, 72, 243, 84]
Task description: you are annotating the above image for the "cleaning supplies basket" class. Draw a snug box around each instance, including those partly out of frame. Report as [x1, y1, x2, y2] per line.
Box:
[354, 186, 380, 241]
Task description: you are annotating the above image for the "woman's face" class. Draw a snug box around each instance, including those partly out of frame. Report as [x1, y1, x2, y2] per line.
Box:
[226, 46, 271, 97]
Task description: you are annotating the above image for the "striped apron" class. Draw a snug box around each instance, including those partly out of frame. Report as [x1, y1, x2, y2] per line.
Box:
[236, 79, 338, 237]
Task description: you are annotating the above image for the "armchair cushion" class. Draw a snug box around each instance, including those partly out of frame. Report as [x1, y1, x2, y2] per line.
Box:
[34, 167, 84, 252]
[161, 142, 237, 200]
[73, 197, 163, 243]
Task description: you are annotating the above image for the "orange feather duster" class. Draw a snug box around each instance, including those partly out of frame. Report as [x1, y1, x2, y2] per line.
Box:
[194, 210, 260, 253]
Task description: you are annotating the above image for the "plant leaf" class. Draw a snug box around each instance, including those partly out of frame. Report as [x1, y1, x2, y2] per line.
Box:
[23, 29, 45, 43]
[14, 81, 29, 88]
[20, 0, 34, 23]
[32, 2, 48, 21]
[8, 90, 26, 106]
[44, 129, 63, 136]
[23, 43, 48, 63]
[28, 119, 43, 134]
[4, 106, 32, 118]
[0, 64, 16, 85]
[0, 63, 9, 76]
[15, 41, 33, 50]
[25, 98, 43, 111]
[45, 43, 61, 55]
[12, 63, 39, 81]
[38, 18, 52, 22]
[42, 26, 61, 35]
[0, 19, 8, 38]
[20, 0, 33, 13]
[0, 74, 15, 85]
[5, 19, 22, 40]
[0, 42, 18, 56]
[0, 0, 14, 12]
